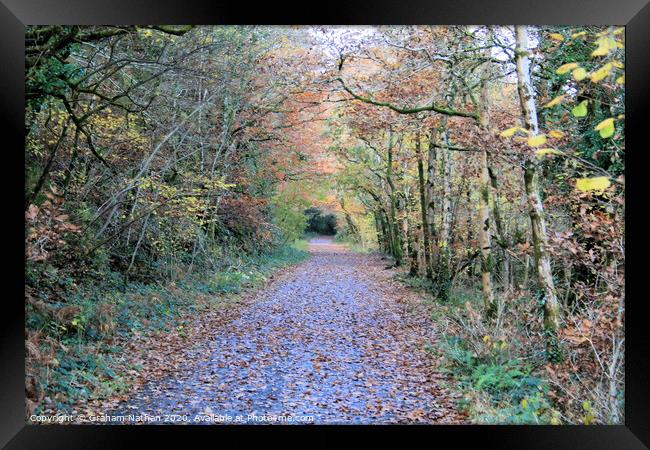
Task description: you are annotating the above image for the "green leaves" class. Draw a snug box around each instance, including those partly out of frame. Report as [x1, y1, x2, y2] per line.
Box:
[548, 28, 624, 155]
[571, 101, 588, 118]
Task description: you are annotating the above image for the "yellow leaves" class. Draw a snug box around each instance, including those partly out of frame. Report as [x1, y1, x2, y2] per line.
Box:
[555, 29, 623, 90]
[594, 117, 615, 138]
[136, 177, 154, 190]
[549, 412, 562, 425]
[89, 111, 148, 149]
[527, 135, 547, 147]
[556, 63, 579, 74]
[200, 35, 215, 45]
[159, 184, 179, 199]
[137, 27, 155, 38]
[594, 118, 614, 131]
[591, 40, 609, 57]
[543, 95, 565, 108]
[549, 33, 564, 41]
[535, 148, 564, 159]
[576, 176, 611, 193]
[500, 126, 527, 138]
[503, 129, 563, 150]
[589, 63, 613, 82]
[591, 36, 617, 56]
[581, 400, 596, 425]
[572, 67, 587, 81]
[483, 335, 491, 343]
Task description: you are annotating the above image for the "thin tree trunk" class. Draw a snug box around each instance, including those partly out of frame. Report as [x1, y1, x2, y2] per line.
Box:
[487, 155, 511, 290]
[515, 25, 562, 360]
[386, 132, 402, 265]
[403, 190, 419, 276]
[437, 121, 453, 301]
[374, 212, 384, 252]
[426, 128, 438, 260]
[415, 132, 433, 279]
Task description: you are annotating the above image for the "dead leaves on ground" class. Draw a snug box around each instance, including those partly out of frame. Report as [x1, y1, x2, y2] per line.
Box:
[73, 245, 464, 424]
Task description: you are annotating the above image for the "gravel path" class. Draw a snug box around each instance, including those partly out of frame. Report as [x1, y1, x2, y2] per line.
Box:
[109, 238, 461, 424]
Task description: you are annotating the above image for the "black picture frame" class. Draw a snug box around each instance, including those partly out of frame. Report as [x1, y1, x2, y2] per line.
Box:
[2, 0, 648, 447]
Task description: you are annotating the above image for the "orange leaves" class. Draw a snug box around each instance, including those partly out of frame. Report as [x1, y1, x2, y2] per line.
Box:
[517, 242, 532, 254]
[560, 327, 590, 345]
[25, 193, 82, 263]
[405, 409, 426, 421]
[26, 204, 39, 221]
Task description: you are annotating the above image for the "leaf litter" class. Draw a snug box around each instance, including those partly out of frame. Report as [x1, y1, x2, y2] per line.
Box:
[87, 239, 464, 424]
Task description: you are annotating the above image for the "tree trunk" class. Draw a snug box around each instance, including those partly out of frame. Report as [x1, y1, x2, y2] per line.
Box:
[386, 133, 403, 265]
[478, 148, 496, 317]
[415, 131, 433, 279]
[374, 212, 384, 252]
[340, 197, 360, 241]
[487, 155, 511, 290]
[404, 190, 419, 276]
[478, 45, 496, 318]
[515, 25, 562, 360]
[437, 121, 453, 301]
[426, 128, 438, 259]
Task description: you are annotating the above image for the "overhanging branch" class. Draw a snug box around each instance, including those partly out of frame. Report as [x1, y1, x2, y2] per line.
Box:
[335, 76, 479, 119]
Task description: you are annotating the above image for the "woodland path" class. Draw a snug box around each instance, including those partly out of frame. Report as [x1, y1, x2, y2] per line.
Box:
[108, 238, 461, 424]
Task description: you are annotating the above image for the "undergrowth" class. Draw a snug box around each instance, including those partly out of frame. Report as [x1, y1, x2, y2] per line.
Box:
[399, 275, 568, 425]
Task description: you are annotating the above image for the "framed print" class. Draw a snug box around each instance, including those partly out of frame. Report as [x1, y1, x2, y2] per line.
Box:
[2, 0, 649, 447]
